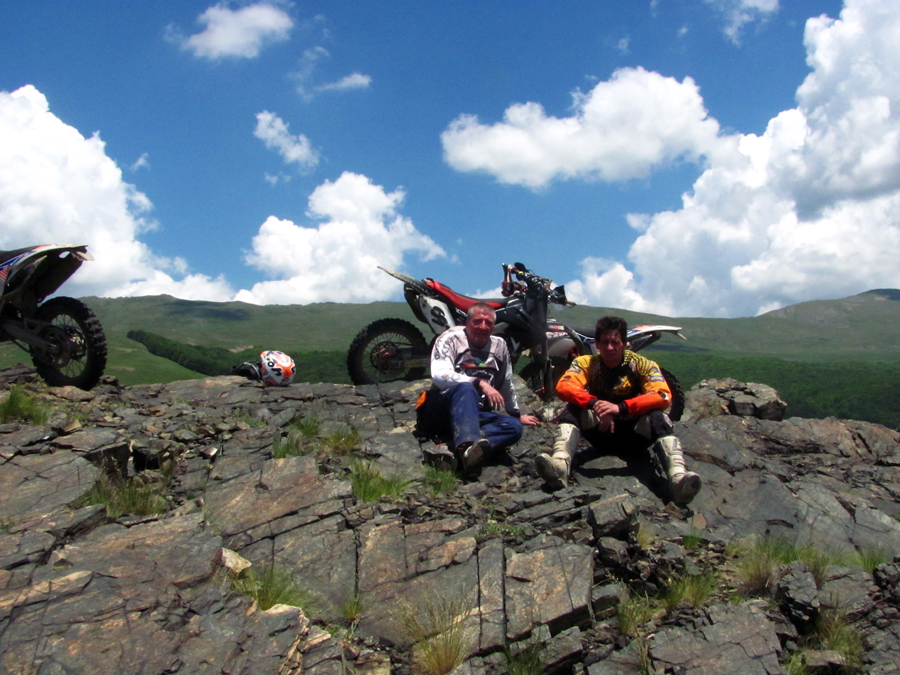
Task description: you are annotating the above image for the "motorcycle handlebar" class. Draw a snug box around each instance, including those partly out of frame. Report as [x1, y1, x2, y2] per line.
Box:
[501, 262, 573, 305]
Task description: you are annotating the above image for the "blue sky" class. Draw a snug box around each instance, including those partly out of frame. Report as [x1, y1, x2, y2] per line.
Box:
[1, 0, 897, 317]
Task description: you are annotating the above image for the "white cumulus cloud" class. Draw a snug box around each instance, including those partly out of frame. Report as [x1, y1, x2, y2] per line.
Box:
[441, 67, 724, 189]
[254, 111, 319, 170]
[447, 0, 900, 318]
[177, 2, 293, 59]
[598, 0, 900, 317]
[0, 85, 234, 302]
[234, 172, 445, 304]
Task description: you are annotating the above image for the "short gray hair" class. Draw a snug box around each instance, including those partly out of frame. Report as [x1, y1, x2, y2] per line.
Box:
[466, 302, 496, 319]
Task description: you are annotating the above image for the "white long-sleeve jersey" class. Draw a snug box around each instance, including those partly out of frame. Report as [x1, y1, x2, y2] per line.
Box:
[429, 326, 521, 415]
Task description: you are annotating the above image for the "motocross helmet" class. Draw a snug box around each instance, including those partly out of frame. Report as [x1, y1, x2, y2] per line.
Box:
[259, 350, 295, 386]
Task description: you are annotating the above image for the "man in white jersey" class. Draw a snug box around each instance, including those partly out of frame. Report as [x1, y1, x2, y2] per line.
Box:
[416, 302, 540, 473]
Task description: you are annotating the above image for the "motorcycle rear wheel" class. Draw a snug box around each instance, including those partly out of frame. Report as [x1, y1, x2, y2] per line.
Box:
[30, 297, 108, 390]
[347, 318, 429, 385]
[659, 366, 685, 422]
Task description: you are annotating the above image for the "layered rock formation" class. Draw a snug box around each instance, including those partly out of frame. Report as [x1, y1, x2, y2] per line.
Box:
[1, 366, 898, 674]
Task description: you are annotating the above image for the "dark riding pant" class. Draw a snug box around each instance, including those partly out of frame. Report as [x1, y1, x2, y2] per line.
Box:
[417, 382, 524, 452]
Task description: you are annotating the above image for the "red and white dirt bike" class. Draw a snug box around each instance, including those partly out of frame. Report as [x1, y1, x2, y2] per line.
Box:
[346, 263, 686, 419]
[0, 244, 107, 390]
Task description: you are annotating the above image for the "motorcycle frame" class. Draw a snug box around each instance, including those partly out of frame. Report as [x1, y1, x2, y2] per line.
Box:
[0, 245, 92, 351]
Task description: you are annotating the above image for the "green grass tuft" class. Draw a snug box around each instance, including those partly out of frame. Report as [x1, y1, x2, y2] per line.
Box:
[289, 414, 320, 439]
[632, 635, 653, 675]
[322, 424, 362, 455]
[681, 528, 703, 552]
[732, 537, 866, 595]
[733, 536, 800, 595]
[477, 519, 524, 541]
[349, 460, 411, 503]
[76, 475, 168, 518]
[233, 410, 267, 428]
[783, 608, 864, 675]
[396, 591, 474, 675]
[230, 563, 317, 612]
[852, 546, 893, 573]
[617, 592, 659, 638]
[271, 431, 310, 459]
[504, 642, 545, 675]
[0, 385, 50, 425]
[664, 573, 718, 610]
[340, 593, 365, 628]
[422, 466, 459, 497]
[815, 608, 864, 671]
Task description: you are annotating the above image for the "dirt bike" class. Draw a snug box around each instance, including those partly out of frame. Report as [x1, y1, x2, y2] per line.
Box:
[346, 263, 686, 419]
[0, 244, 108, 390]
[347, 263, 564, 390]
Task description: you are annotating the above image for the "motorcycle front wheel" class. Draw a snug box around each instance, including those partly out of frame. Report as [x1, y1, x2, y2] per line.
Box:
[347, 318, 429, 385]
[519, 356, 568, 401]
[30, 297, 108, 390]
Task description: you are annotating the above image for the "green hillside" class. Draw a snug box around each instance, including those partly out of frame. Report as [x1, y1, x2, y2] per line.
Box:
[547, 289, 900, 362]
[1, 290, 897, 427]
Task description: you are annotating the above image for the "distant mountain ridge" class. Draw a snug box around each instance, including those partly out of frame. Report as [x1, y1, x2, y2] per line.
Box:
[80, 287, 900, 358]
[0, 289, 898, 427]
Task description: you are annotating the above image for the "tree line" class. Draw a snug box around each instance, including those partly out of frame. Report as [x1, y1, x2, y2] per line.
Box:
[126, 331, 898, 429]
[126, 330, 351, 384]
[650, 351, 900, 429]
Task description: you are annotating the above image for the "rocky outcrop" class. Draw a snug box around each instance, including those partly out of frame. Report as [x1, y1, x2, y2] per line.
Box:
[1, 365, 898, 674]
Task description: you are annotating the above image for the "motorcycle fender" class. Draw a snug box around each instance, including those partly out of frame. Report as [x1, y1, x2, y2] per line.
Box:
[417, 296, 457, 334]
[32, 251, 86, 301]
[627, 324, 685, 352]
[548, 334, 578, 359]
[1, 245, 89, 305]
[547, 323, 585, 360]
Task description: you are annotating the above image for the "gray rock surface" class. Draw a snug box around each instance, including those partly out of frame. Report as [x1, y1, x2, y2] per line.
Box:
[0, 367, 898, 674]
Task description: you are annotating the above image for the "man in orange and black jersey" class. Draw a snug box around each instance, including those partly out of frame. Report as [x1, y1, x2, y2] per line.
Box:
[534, 316, 701, 504]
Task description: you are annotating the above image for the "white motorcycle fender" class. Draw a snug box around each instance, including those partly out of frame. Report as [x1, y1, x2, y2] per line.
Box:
[547, 324, 578, 359]
[417, 295, 457, 335]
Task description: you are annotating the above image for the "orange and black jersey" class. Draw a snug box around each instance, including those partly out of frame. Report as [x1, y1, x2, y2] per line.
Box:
[555, 351, 671, 417]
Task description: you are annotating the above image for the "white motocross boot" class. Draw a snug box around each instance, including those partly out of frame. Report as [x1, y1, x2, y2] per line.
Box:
[535, 423, 580, 490]
[654, 436, 701, 504]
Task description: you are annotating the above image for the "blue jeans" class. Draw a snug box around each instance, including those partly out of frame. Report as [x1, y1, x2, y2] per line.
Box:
[417, 382, 524, 452]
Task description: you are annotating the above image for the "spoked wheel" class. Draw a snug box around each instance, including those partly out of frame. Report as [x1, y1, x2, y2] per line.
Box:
[347, 318, 429, 385]
[660, 366, 685, 422]
[30, 297, 107, 390]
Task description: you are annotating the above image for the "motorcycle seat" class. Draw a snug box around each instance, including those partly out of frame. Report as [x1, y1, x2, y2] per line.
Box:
[425, 279, 511, 312]
[0, 246, 38, 266]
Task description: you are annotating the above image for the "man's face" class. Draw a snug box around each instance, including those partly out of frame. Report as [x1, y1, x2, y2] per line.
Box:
[465, 308, 495, 348]
[597, 329, 626, 368]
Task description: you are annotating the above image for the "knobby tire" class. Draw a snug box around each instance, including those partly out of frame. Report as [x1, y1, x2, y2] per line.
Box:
[30, 297, 107, 390]
[346, 318, 429, 385]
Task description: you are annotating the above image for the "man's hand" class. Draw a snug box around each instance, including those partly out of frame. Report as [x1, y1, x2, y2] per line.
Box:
[478, 380, 505, 411]
[591, 400, 620, 416]
[591, 399, 618, 433]
[519, 414, 541, 427]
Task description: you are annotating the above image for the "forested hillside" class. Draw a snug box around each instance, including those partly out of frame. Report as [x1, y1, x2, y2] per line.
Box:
[0, 289, 897, 427]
